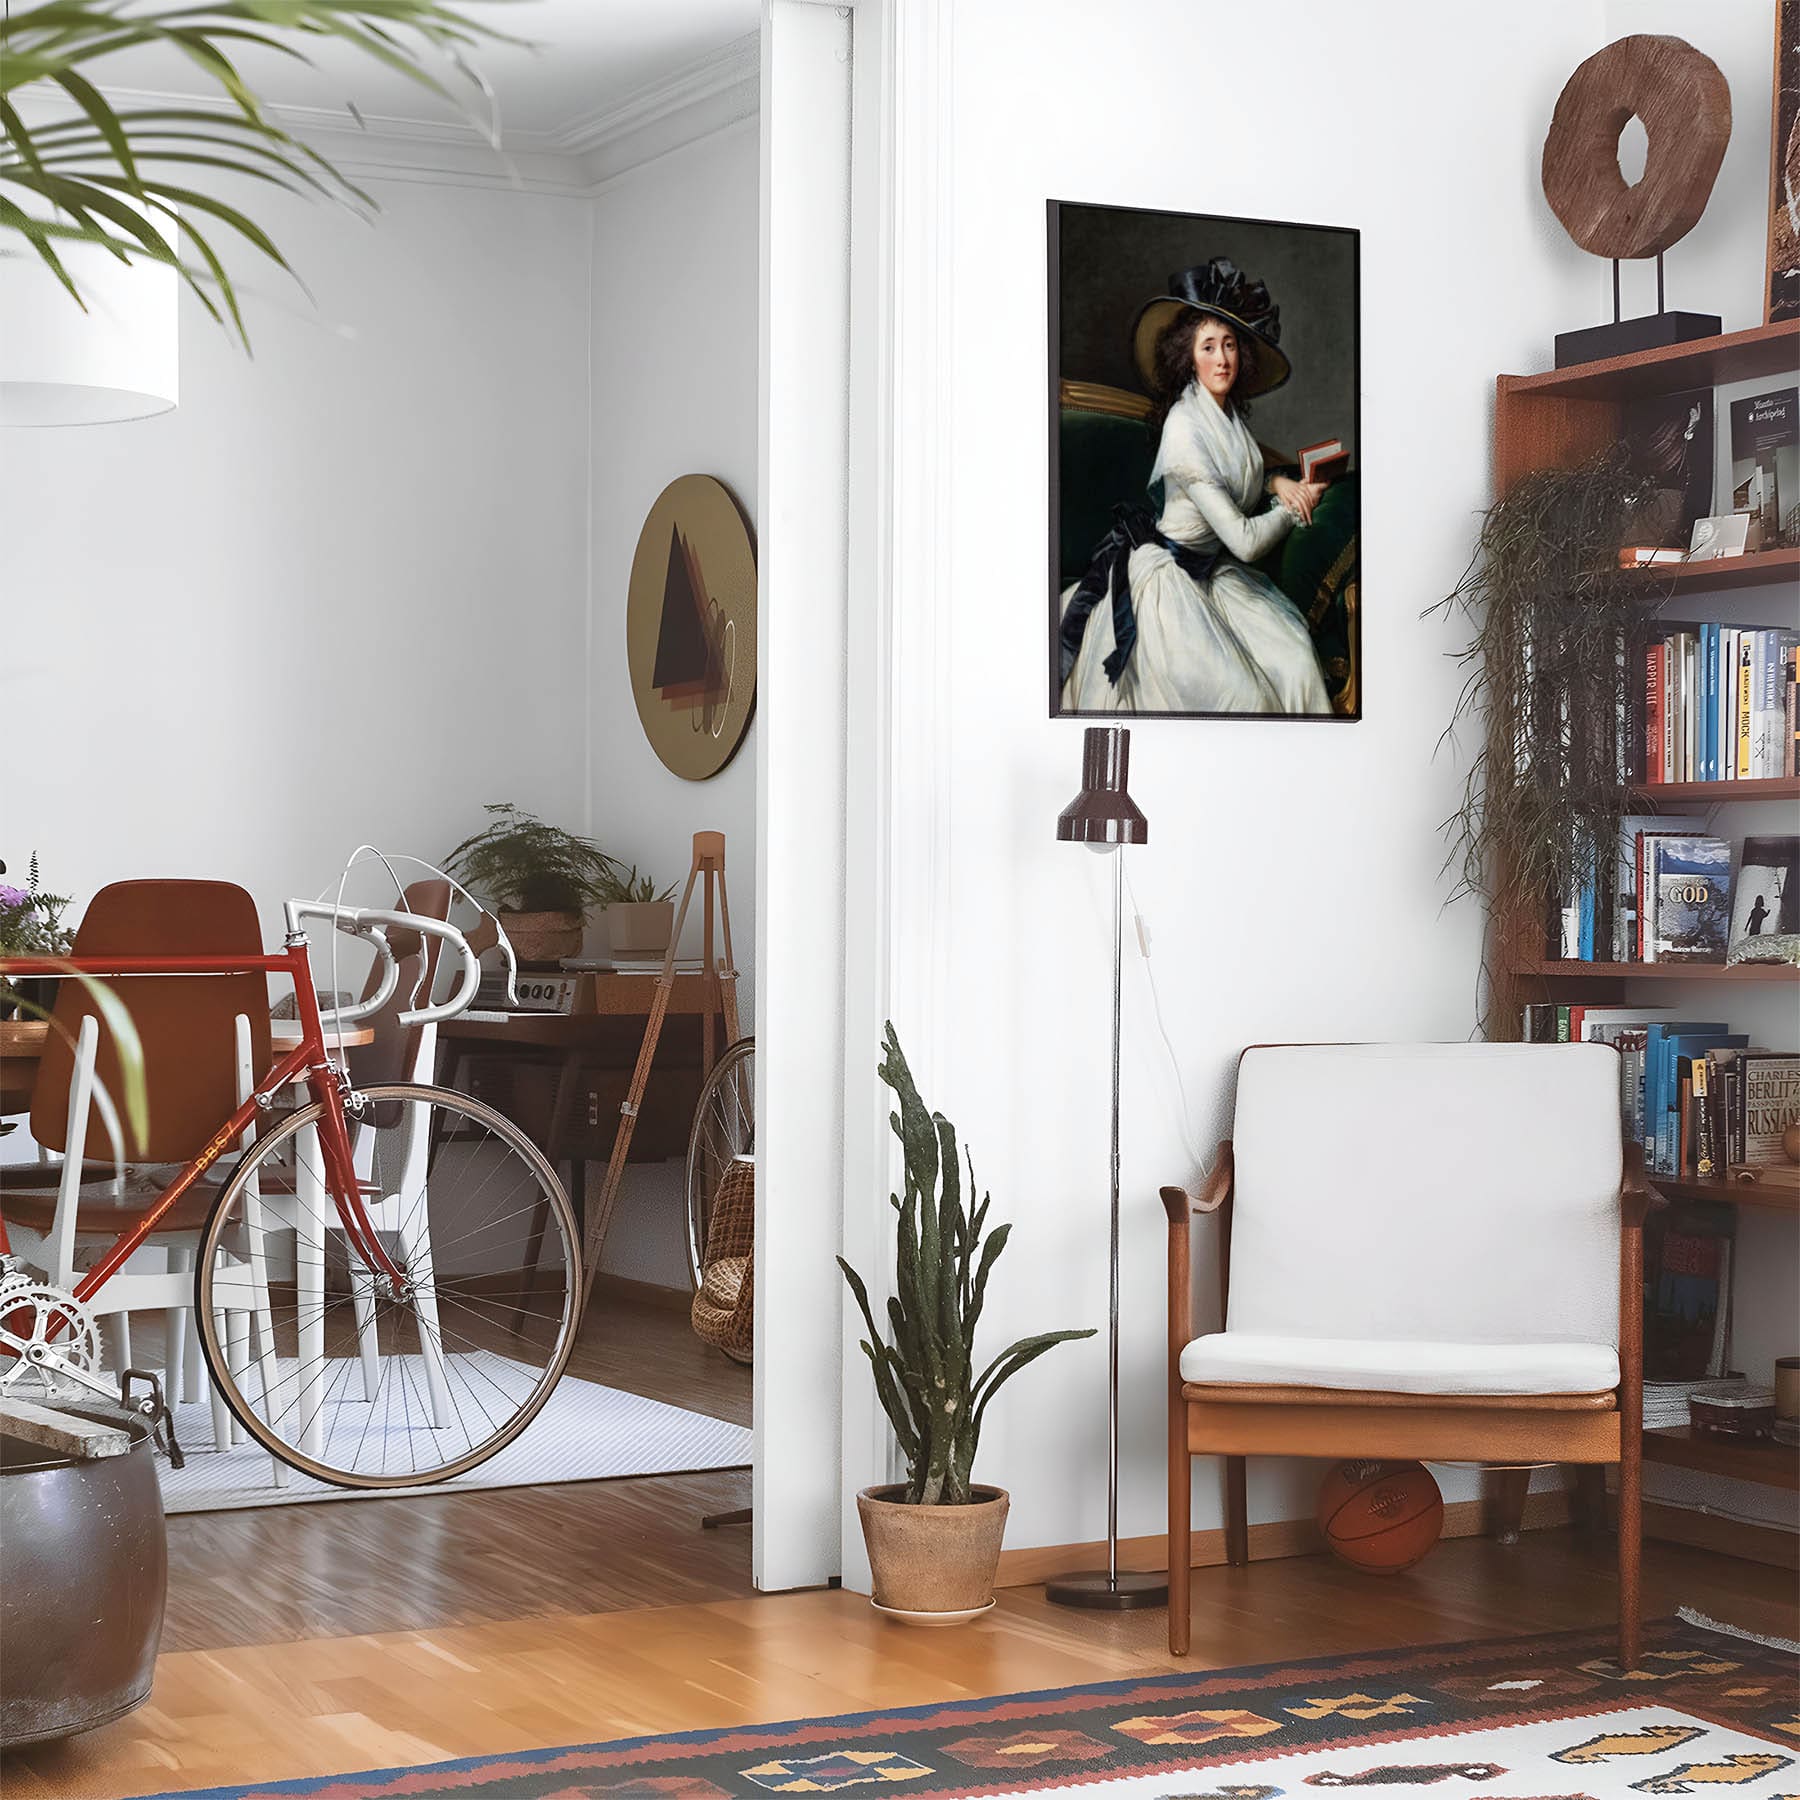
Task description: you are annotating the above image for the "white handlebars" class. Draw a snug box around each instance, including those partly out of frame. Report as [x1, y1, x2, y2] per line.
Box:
[282, 899, 511, 1028]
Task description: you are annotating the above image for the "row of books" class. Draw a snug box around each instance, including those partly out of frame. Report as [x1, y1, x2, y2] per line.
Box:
[1519, 1004, 1800, 1180]
[1643, 1206, 1737, 1383]
[1554, 829, 1796, 965]
[1640, 624, 1800, 784]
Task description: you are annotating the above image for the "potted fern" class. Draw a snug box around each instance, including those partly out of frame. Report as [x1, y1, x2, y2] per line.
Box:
[838, 1025, 1094, 1623]
[445, 805, 618, 967]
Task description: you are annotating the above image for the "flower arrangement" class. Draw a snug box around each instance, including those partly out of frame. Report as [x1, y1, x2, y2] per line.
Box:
[0, 854, 74, 1018]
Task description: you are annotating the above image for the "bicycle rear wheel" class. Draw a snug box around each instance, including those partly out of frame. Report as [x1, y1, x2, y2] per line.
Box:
[685, 1037, 755, 1290]
[195, 1082, 581, 1488]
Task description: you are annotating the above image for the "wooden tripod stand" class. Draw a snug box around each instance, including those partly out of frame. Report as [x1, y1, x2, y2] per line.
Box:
[579, 830, 740, 1314]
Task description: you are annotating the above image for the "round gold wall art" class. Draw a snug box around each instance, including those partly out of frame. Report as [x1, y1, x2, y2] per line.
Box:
[625, 474, 757, 782]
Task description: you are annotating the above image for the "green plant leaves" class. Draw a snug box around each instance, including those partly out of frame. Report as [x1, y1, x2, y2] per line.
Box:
[0, 1, 520, 349]
[837, 1024, 1096, 1506]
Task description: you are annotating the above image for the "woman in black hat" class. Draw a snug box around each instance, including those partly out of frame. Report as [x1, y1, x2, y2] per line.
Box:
[1059, 258, 1332, 715]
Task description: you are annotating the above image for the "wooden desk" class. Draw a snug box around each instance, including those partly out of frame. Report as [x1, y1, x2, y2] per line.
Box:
[437, 972, 734, 1254]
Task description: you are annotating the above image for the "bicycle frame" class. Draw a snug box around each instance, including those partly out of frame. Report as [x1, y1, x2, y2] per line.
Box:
[0, 937, 406, 1302]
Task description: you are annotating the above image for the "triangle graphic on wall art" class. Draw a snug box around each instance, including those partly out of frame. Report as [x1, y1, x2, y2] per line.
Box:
[652, 524, 725, 707]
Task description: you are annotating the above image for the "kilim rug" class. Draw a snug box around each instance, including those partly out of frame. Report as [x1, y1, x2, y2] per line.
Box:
[130, 1612, 1797, 1800]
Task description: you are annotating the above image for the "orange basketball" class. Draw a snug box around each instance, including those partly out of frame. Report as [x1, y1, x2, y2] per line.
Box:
[1315, 1460, 1443, 1574]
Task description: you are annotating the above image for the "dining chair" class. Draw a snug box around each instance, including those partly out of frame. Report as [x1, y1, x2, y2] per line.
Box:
[2, 879, 284, 1470]
[1163, 1042, 1647, 1668]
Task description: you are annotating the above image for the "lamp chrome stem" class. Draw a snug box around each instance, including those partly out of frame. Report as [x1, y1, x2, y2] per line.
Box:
[1108, 846, 1122, 1587]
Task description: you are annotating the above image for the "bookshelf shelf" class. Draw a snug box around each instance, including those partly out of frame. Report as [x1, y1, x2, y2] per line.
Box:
[1512, 959, 1800, 983]
[1626, 547, 1800, 594]
[1648, 1174, 1800, 1215]
[1629, 776, 1800, 803]
[1500, 320, 1800, 404]
[1642, 1426, 1800, 1491]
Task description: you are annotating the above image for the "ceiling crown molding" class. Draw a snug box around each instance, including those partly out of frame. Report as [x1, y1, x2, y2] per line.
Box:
[13, 32, 761, 195]
[553, 31, 760, 158]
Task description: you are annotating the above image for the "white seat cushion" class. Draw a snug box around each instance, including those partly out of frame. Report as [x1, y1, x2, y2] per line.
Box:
[1180, 1332, 1619, 1397]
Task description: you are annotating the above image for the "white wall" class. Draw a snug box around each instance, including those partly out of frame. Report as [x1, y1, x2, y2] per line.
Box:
[2, 177, 592, 925]
[858, 0, 1655, 1557]
[585, 119, 763, 1286]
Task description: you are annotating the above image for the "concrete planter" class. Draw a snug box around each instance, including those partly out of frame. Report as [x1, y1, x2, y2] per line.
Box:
[856, 1484, 1008, 1623]
[605, 900, 675, 958]
[499, 909, 585, 968]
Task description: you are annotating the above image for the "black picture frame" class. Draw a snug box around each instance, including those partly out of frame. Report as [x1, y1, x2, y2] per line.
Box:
[1048, 198, 1363, 723]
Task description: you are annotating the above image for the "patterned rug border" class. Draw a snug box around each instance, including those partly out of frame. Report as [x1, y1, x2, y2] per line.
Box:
[126, 1612, 1795, 1800]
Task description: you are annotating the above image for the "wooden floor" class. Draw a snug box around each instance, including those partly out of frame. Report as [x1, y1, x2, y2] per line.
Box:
[160, 1283, 755, 1651]
[6, 1301, 1799, 1798]
[7, 1532, 1796, 1800]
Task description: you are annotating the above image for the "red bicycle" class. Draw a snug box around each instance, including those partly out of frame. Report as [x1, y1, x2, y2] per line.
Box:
[0, 898, 582, 1488]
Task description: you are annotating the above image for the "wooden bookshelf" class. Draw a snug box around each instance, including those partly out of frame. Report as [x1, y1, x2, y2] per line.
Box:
[1647, 1174, 1800, 1215]
[1512, 959, 1800, 983]
[1628, 775, 1800, 803]
[1501, 319, 1800, 404]
[1491, 324, 1800, 1561]
[1625, 546, 1800, 595]
[1495, 320, 1800, 492]
[1643, 1426, 1800, 1491]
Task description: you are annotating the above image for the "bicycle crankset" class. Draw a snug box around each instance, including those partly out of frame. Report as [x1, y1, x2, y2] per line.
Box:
[0, 1276, 110, 1402]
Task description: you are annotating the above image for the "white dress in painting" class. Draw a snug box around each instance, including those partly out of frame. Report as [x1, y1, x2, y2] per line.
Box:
[1060, 382, 1332, 715]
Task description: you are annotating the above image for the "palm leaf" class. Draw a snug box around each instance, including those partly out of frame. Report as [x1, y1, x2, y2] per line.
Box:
[0, 0, 522, 343]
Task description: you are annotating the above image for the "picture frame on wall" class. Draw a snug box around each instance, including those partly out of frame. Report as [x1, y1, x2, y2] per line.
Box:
[1048, 200, 1361, 722]
[1769, 0, 1800, 323]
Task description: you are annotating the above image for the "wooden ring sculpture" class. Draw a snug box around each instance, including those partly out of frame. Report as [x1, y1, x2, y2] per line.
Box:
[1542, 34, 1731, 260]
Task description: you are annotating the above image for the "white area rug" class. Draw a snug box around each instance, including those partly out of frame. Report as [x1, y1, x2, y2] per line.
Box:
[155, 1367, 751, 1513]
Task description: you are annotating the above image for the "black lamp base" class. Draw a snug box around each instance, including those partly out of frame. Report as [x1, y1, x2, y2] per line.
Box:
[1043, 1568, 1169, 1610]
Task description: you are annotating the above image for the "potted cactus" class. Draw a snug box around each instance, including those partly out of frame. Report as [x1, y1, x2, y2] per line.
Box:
[838, 1025, 1094, 1623]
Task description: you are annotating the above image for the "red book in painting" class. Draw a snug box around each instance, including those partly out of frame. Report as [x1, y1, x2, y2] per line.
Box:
[1298, 438, 1349, 483]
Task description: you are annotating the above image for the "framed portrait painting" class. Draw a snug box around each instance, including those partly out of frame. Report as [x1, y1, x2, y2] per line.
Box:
[1048, 200, 1361, 721]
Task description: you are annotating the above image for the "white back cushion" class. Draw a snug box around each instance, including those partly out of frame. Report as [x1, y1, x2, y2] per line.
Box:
[1227, 1044, 1622, 1348]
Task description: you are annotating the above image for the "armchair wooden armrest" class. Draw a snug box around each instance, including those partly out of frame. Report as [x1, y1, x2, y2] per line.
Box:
[1620, 1139, 1661, 1230]
[1162, 1142, 1234, 1365]
[1160, 1141, 1234, 1221]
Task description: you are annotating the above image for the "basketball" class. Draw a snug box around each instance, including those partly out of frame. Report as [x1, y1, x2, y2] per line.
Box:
[1315, 1460, 1443, 1574]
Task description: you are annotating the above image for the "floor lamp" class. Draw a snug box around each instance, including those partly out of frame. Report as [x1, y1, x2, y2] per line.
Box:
[1046, 725, 1166, 1610]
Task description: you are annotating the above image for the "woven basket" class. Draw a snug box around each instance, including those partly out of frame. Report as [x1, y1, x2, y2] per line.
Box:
[691, 1156, 754, 1362]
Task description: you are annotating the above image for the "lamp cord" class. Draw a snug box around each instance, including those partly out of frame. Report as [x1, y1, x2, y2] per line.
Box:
[1120, 859, 1211, 1179]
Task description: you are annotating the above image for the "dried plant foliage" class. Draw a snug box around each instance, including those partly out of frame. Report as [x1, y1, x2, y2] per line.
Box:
[1428, 447, 1673, 1036]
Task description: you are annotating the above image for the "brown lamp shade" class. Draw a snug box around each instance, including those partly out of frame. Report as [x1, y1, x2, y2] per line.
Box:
[1056, 726, 1148, 847]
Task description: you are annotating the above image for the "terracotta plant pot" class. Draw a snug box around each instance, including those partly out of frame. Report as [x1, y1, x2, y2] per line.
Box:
[856, 1484, 1009, 1623]
[605, 900, 675, 958]
[499, 909, 585, 969]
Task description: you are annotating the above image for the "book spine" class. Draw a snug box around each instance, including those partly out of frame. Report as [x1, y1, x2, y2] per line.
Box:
[1719, 627, 1736, 781]
[1666, 639, 1679, 784]
[1683, 632, 1697, 782]
[1694, 1057, 1714, 1178]
[1645, 640, 1663, 784]
[1678, 1068, 1693, 1179]
[1556, 1005, 1571, 1044]
[1750, 631, 1770, 779]
[1643, 839, 1659, 963]
[1703, 623, 1718, 783]
[1737, 635, 1754, 778]
[1788, 645, 1799, 779]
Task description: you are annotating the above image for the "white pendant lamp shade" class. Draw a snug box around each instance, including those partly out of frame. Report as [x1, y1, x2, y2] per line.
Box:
[0, 213, 179, 426]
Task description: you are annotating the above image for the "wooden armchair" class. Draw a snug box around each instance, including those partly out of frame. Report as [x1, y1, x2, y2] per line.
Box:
[1162, 1042, 1649, 1668]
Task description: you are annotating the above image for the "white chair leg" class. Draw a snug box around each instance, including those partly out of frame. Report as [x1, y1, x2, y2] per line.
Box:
[347, 1243, 381, 1403]
[207, 1304, 235, 1453]
[164, 1243, 191, 1404]
[297, 1122, 328, 1463]
[180, 1306, 205, 1404]
[397, 1202, 453, 1425]
[230, 1011, 285, 1486]
[103, 1311, 133, 1377]
[224, 1310, 251, 1444]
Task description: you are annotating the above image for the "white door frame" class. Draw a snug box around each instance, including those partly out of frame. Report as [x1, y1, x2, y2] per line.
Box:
[755, 0, 954, 1593]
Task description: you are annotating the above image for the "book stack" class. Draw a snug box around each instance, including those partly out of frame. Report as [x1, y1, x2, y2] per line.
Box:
[1640, 625, 1800, 783]
[1522, 1003, 1800, 1182]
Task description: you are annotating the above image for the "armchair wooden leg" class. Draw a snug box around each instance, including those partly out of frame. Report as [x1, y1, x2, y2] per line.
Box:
[1617, 1447, 1642, 1670]
[1487, 1466, 1531, 1544]
[1168, 1448, 1191, 1656]
[1224, 1456, 1248, 1567]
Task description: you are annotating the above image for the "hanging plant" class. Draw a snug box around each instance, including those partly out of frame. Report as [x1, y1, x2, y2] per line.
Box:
[1428, 445, 1671, 1033]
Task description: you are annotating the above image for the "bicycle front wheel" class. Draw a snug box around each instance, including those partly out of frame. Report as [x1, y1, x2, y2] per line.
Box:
[195, 1082, 581, 1488]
